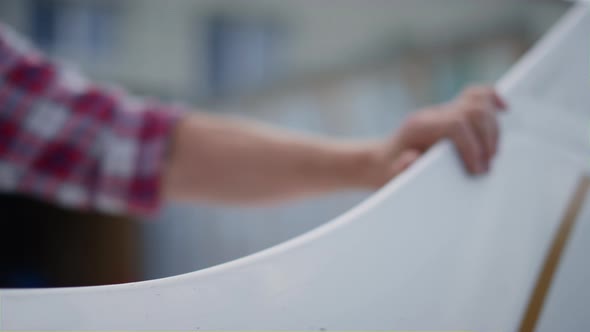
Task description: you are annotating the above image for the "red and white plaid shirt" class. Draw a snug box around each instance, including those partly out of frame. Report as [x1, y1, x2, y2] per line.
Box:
[0, 24, 185, 216]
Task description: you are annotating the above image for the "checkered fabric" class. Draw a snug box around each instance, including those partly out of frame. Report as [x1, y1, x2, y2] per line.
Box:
[0, 24, 185, 216]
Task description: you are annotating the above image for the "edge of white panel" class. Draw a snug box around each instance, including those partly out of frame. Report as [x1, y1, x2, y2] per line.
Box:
[1, 2, 588, 297]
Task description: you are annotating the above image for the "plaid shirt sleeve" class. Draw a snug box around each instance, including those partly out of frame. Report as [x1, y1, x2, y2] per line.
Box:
[0, 24, 186, 217]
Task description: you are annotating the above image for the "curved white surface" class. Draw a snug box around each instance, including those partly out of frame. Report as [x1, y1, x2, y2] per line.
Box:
[1, 3, 589, 331]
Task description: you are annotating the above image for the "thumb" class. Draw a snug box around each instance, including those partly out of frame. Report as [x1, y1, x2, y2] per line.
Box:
[388, 149, 421, 178]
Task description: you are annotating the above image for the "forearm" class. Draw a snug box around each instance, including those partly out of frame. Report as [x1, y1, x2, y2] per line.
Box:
[162, 112, 387, 204]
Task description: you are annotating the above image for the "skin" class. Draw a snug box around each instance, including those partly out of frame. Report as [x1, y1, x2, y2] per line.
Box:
[162, 85, 507, 205]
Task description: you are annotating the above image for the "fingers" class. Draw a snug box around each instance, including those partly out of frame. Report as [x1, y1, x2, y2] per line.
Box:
[449, 118, 485, 174]
[463, 85, 508, 111]
[450, 85, 507, 174]
[492, 91, 507, 110]
[467, 100, 500, 163]
[481, 110, 499, 159]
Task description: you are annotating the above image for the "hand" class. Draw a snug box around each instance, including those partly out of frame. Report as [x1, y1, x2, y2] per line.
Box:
[370, 86, 507, 186]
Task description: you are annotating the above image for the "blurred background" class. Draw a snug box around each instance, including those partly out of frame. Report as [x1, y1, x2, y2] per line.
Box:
[0, 0, 570, 287]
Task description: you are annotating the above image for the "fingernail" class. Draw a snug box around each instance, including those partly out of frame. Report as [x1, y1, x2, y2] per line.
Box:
[494, 92, 508, 110]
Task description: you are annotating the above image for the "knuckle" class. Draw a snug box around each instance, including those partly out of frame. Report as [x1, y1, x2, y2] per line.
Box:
[468, 105, 487, 119]
[464, 85, 493, 100]
[404, 111, 422, 125]
[448, 117, 467, 136]
[401, 112, 424, 131]
[465, 85, 484, 95]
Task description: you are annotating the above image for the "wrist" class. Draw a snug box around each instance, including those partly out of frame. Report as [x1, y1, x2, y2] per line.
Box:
[355, 137, 413, 190]
[340, 140, 392, 190]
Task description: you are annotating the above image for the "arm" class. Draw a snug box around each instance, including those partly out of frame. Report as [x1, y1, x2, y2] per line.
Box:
[163, 113, 386, 204]
[0, 23, 505, 215]
[163, 86, 507, 205]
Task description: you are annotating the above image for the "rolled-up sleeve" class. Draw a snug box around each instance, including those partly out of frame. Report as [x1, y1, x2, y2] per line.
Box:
[0, 24, 186, 216]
